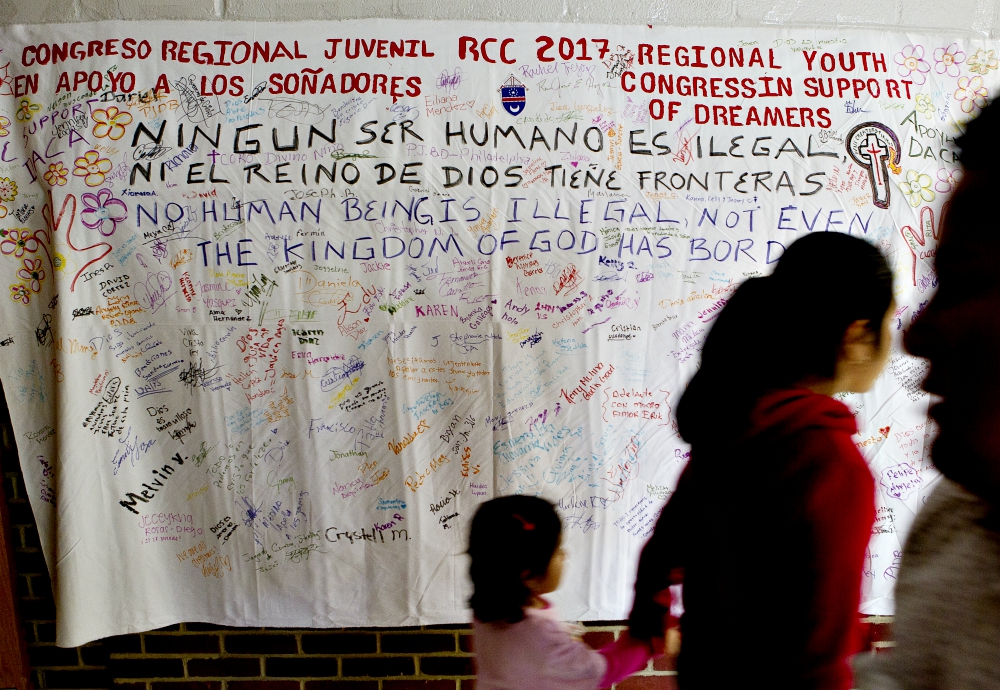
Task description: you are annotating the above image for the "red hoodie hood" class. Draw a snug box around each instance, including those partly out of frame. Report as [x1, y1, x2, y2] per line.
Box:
[746, 389, 858, 441]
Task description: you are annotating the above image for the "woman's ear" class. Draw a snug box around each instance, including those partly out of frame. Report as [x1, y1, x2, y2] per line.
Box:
[841, 319, 876, 363]
[522, 570, 542, 593]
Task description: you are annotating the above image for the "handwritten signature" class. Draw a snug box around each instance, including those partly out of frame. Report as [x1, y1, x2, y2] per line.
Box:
[112, 426, 156, 475]
[564, 514, 601, 533]
[330, 150, 378, 161]
[436, 68, 464, 91]
[134, 271, 174, 313]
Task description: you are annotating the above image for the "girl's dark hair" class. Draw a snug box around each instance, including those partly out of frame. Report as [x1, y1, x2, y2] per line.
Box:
[677, 232, 893, 446]
[468, 495, 561, 623]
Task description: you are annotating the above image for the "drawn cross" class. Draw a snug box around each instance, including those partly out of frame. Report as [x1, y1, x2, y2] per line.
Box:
[862, 133, 890, 205]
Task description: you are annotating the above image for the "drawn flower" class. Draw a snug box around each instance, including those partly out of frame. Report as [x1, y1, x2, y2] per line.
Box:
[52, 252, 76, 273]
[15, 98, 40, 123]
[9, 283, 29, 305]
[0, 228, 39, 257]
[913, 94, 935, 120]
[17, 258, 44, 292]
[966, 48, 998, 75]
[936, 167, 962, 193]
[895, 45, 931, 85]
[72, 150, 113, 187]
[0, 115, 9, 137]
[898, 170, 935, 207]
[0, 177, 16, 202]
[92, 106, 133, 141]
[0, 63, 12, 97]
[43, 162, 68, 187]
[954, 75, 988, 114]
[80, 188, 127, 236]
[934, 44, 965, 77]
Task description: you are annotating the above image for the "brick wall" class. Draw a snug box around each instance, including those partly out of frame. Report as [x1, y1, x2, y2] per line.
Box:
[1, 393, 892, 690]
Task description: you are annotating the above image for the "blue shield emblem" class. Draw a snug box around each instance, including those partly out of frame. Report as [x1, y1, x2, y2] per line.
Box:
[499, 76, 527, 116]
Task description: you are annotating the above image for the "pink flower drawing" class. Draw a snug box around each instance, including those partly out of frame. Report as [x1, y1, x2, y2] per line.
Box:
[9, 283, 29, 304]
[17, 258, 44, 292]
[895, 45, 931, 85]
[0, 228, 39, 257]
[80, 189, 128, 236]
[934, 44, 966, 77]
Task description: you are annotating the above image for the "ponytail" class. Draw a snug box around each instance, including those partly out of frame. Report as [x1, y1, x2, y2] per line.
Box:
[677, 233, 893, 446]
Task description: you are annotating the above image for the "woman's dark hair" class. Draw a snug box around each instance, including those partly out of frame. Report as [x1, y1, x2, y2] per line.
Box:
[677, 232, 893, 446]
[468, 495, 561, 624]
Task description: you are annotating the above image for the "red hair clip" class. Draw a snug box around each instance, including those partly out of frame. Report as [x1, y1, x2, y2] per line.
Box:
[512, 514, 535, 530]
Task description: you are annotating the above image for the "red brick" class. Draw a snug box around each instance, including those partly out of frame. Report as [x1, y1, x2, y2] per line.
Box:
[32, 572, 52, 595]
[615, 675, 678, 690]
[36, 622, 56, 643]
[8, 500, 36, 526]
[305, 683, 378, 690]
[24, 622, 39, 644]
[302, 633, 377, 654]
[184, 623, 245, 632]
[652, 655, 676, 672]
[13, 550, 43, 574]
[44, 669, 112, 688]
[19, 596, 56, 621]
[81, 645, 111, 666]
[383, 682, 456, 690]
[460, 680, 476, 690]
[105, 634, 143, 654]
[151, 683, 222, 690]
[29, 644, 80, 667]
[13, 475, 29, 503]
[21, 524, 41, 549]
[228, 683, 299, 690]
[582, 631, 614, 649]
[266, 657, 338, 677]
[3, 474, 16, 500]
[145, 635, 221, 654]
[381, 633, 455, 653]
[225, 634, 297, 654]
[16, 574, 30, 598]
[187, 658, 261, 677]
[342, 657, 415, 677]
[458, 634, 473, 653]
[110, 659, 185, 679]
[870, 623, 894, 643]
[419, 657, 474, 676]
[113, 684, 147, 690]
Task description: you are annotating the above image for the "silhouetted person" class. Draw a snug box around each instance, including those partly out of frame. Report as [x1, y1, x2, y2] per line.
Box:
[629, 233, 895, 690]
[854, 103, 1000, 690]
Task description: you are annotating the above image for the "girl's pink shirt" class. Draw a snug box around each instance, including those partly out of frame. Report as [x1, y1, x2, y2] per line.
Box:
[472, 601, 652, 690]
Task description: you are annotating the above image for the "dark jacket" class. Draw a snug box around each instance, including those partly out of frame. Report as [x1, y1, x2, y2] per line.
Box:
[854, 478, 1000, 690]
[629, 389, 875, 690]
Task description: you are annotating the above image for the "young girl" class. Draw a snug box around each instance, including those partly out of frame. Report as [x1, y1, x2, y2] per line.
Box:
[629, 232, 894, 690]
[470, 495, 657, 690]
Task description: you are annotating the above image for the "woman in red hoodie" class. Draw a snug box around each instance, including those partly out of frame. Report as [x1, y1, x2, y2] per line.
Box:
[629, 233, 894, 690]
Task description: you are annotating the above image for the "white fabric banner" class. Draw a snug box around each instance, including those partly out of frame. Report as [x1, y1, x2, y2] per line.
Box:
[0, 19, 981, 646]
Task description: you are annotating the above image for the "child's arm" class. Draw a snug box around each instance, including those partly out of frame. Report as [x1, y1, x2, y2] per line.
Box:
[597, 633, 656, 689]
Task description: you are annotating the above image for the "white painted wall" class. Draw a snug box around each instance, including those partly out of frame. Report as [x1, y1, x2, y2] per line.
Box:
[0, 0, 996, 38]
